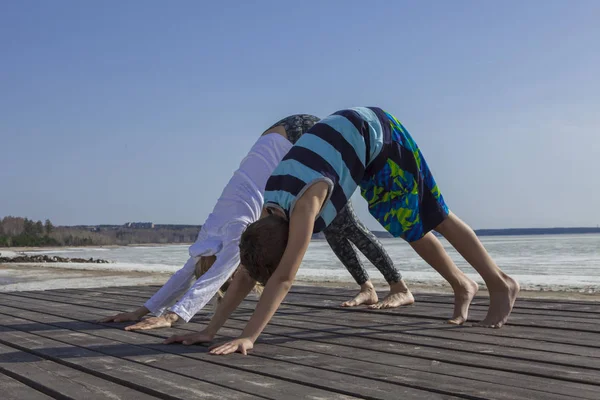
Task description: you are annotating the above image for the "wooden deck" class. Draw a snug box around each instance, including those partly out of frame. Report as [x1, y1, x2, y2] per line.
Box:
[0, 286, 598, 400]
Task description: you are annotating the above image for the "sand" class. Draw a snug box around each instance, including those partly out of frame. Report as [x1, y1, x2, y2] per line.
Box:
[1, 262, 599, 301]
[0, 263, 172, 292]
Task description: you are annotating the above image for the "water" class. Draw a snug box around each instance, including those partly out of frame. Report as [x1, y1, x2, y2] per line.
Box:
[20, 234, 600, 292]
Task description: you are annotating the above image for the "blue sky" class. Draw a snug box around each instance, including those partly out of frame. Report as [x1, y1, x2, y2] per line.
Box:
[1, 0, 599, 230]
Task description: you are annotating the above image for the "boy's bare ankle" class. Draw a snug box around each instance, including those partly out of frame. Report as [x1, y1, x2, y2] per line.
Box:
[487, 273, 517, 293]
[448, 278, 478, 325]
[452, 277, 479, 295]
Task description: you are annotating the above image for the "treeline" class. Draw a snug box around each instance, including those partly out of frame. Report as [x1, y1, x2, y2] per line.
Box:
[4, 216, 599, 248]
[0, 216, 200, 247]
[0, 217, 60, 247]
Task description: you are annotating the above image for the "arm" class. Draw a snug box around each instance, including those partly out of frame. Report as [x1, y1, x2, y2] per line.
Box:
[210, 182, 328, 355]
[164, 266, 257, 344]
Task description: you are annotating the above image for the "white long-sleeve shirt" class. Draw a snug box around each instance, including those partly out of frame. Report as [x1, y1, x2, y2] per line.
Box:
[143, 133, 293, 322]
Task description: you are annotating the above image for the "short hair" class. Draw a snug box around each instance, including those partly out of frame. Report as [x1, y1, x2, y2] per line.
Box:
[239, 214, 289, 285]
[194, 255, 217, 279]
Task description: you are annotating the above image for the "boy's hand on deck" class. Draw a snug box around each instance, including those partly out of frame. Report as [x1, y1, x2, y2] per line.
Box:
[209, 337, 254, 355]
[164, 329, 215, 345]
[124, 312, 179, 331]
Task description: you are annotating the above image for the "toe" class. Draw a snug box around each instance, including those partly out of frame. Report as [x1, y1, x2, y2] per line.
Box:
[379, 302, 393, 309]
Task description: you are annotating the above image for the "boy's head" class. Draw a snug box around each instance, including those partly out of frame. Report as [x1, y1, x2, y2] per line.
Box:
[239, 213, 289, 285]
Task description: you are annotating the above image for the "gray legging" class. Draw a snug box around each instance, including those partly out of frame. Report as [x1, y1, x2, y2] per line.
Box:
[266, 114, 402, 284]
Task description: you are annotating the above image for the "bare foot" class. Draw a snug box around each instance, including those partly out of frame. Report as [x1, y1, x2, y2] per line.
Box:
[369, 281, 415, 309]
[448, 278, 479, 325]
[475, 276, 520, 328]
[369, 291, 415, 309]
[341, 287, 378, 307]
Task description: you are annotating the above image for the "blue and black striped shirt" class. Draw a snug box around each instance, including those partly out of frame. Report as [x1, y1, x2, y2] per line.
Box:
[264, 107, 391, 232]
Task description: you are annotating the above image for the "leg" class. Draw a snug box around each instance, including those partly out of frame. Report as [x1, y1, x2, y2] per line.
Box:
[323, 226, 379, 307]
[264, 114, 321, 144]
[359, 110, 514, 326]
[410, 232, 479, 324]
[435, 213, 519, 328]
[340, 203, 414, 309]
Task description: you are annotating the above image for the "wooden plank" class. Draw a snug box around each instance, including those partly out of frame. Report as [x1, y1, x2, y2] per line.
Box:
[273, 292, 600, 333]
[4, 289, 600, 356]
[50, 287, 600, 322]
[149, 321, 600, 400]
[51, 287, 600, 332]
[58, 287, 162, 300]
[244, 309, 600, 370]
[0, 328, 263, 399]
[294, 309, 600, 358]
[48, 286, 600, 353]
[0, 332, 360, 400]
[37, 290, 148, 308]
[417, 296, 600, 315]
[39, 288, 600, 350]
[261, 300, 600, 349]
[288, 287, 600, 319]
[19, 288, 600, 359]
[0, 312, 447, 400]
[4, 291, 600, 372]
[235, 302, 600, 359]
[1, 292, 594, 398]
[291, 286, 600, 309]
[0, 372, 54, 400]
[65, 285, 600, 347]
[0, 315, 363, 400]
[7, 290, 600, 374]
[253, 321, 600, 383]
[0, 343, 157, 400]
[251, 330, 600, 400]
[0, 304, 587, 400]
[60, 286, 600, 333]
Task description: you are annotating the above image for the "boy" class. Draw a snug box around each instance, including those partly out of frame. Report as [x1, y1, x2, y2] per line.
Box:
[167, 107, 519, 355]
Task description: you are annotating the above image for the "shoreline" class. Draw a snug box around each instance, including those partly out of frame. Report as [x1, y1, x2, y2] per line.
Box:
[1, 243, 190, 253]
[2, 263, 599, 301]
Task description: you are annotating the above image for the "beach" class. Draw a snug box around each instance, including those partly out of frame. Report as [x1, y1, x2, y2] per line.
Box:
[2, 263, 600, 302]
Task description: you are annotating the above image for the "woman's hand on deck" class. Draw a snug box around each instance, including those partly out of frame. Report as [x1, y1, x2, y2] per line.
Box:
[124, 312, 179, 331]
[98, 308, 147, 324]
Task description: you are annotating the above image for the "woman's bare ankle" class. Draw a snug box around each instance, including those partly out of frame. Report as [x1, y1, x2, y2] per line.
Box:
[360, 281, 376, 292]
[389, 279, 410, 293]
